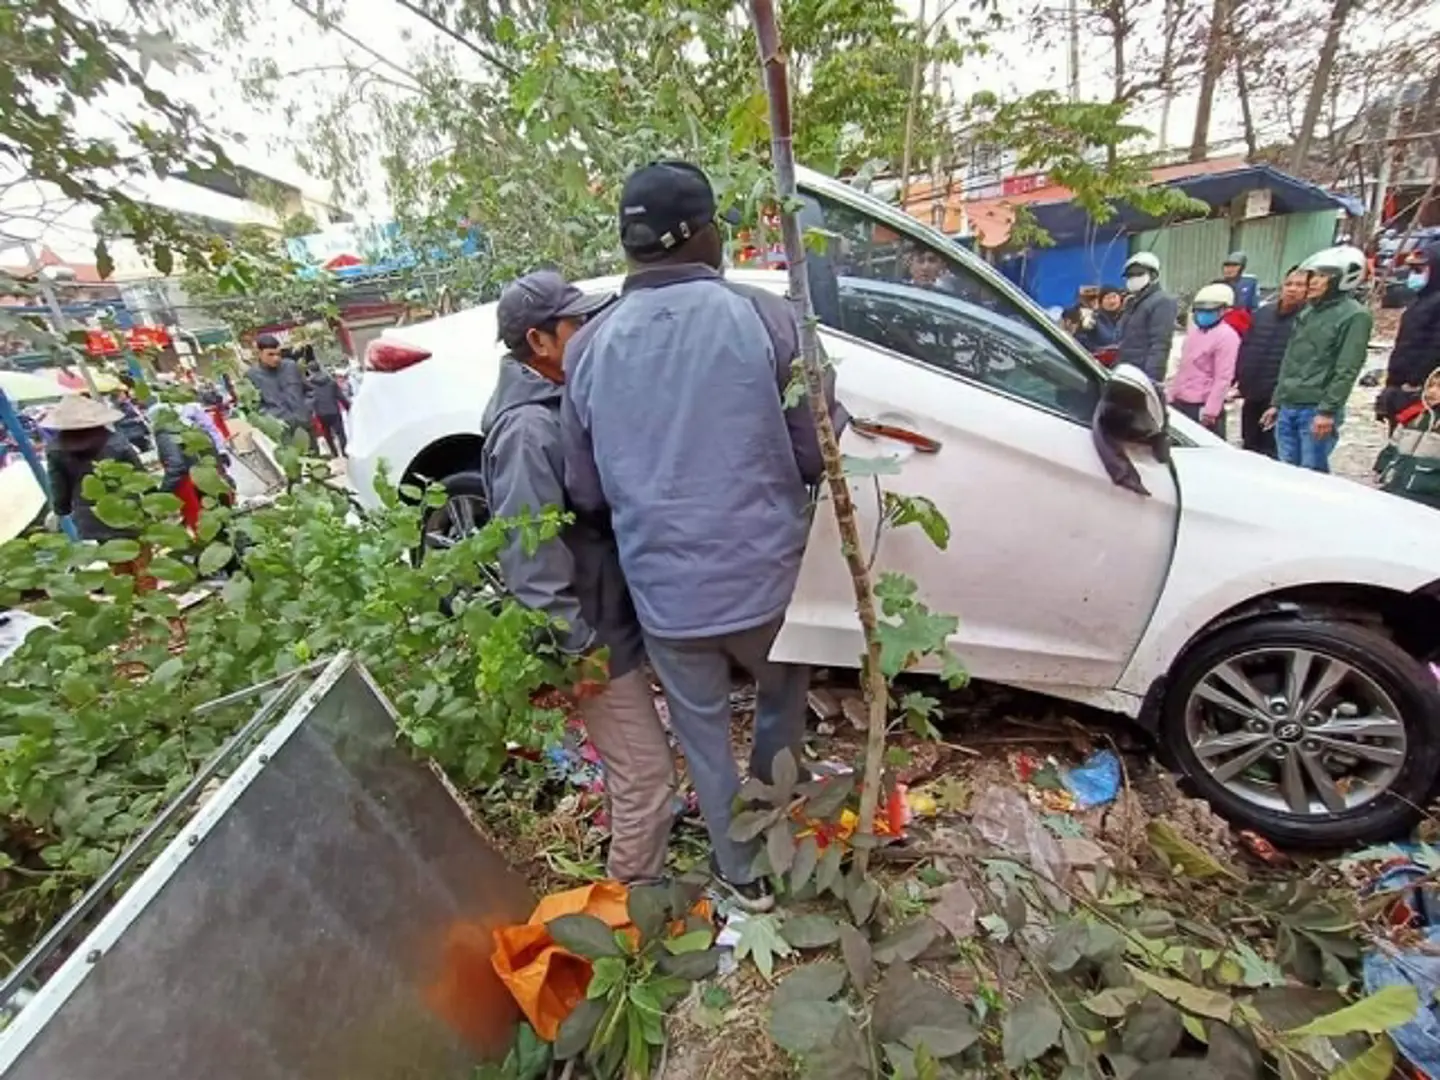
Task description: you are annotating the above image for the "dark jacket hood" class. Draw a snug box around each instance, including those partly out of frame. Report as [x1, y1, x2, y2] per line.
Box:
[481, 355, 561, 433]
[1415, 240, 1440, 298]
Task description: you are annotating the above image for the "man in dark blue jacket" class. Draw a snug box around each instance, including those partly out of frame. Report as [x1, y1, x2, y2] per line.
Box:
[1235, 266, 1309, 456]
[481, 270, 676, 884]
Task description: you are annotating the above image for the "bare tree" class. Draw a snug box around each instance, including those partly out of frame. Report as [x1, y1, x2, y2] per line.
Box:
[1189, 0, 1235, 160]
[1289, 0, 1357, 171]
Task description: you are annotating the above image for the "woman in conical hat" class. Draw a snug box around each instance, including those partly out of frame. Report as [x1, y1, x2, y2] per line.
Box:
[42, 395, 144, 543]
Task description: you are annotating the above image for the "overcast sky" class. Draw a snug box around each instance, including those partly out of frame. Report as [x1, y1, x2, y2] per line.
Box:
[10, 0, 1422, 264]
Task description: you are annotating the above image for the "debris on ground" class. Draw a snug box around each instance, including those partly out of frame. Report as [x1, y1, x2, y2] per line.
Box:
[468, 679, 1437, 1079]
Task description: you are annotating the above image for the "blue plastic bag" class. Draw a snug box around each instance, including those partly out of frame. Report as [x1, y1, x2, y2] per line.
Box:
[1061, 749, 1121, 810]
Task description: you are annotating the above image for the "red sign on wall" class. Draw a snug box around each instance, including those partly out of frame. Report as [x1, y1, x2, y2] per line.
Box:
[1002, 173, 1049, 197]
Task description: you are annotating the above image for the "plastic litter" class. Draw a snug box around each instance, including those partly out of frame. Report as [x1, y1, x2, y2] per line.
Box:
[1061, 749, 1122, 810]
[972, 785, 1070, 906]
[1363, 925, 1440, 1076]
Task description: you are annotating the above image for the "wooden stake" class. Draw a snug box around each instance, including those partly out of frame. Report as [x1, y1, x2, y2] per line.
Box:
[748, 0, 890, 875]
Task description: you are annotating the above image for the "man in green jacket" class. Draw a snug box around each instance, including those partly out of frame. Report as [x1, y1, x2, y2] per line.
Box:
[1263, 245, 1372, 473]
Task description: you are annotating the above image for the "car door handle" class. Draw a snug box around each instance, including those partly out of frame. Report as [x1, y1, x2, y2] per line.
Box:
[850, 418, 942, 453]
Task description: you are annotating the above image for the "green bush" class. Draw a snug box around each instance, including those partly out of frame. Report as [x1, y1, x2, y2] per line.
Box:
[0, 457, 570, 964]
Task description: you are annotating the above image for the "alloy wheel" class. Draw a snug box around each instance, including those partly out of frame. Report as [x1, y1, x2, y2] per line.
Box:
[422, 494, 486, 551]
[1183, 647, 1407, 816]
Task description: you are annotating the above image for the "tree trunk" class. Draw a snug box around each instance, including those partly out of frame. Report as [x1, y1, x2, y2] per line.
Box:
[1189, 0, 1231, 161]
[1108, 4, 1126, 164]
[1157, 0, 1177, 150]
[899, 0, 928, 212]
[1290, 0, 1355, 174]
[749, 0, 890, 875]
[1110, 6, 1126, 104]
[1235, 50, 1258, 159]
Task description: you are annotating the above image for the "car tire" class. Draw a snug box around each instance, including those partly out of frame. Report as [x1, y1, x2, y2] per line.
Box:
[1160, 616, 1440, 847]
[416, 471, 490, 561]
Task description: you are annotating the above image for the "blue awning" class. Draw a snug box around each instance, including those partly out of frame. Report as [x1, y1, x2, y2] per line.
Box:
[1023, 164, 1352, 245]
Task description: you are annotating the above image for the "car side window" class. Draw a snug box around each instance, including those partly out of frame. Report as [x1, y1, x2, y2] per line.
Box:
[804, 192, 1101, 423]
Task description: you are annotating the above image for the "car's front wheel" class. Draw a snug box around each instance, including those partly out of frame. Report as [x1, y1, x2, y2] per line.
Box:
[419, 471, 490, 556]
[1161, 617, 1440, 847]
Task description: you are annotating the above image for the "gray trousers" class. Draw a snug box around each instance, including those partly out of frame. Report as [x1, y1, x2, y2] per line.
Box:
[643, 618, 810, 884]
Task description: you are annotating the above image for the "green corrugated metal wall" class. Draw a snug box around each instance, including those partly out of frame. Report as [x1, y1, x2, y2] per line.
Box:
[1278, 211, 1341, 281]
[1131, 219, 1232, 301]
[1133, 212, 1340, 298]
[1233, 216, 1287, 288]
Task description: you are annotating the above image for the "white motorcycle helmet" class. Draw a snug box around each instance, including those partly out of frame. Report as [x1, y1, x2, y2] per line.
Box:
[1125, 251, 1161, 276]
[1191, 283, 1234, 310]
[1301, 245, 1367, 293]
[1124, 252, 1161, 293]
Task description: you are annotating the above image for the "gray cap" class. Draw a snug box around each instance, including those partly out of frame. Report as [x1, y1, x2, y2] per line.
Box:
[496, 271, 612, 350]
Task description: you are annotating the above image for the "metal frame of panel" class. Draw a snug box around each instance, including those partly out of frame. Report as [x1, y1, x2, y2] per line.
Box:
[0, 654, 353, 1071]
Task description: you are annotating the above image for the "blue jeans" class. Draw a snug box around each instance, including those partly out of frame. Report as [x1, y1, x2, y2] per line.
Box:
[1276, 406, 1342, 472]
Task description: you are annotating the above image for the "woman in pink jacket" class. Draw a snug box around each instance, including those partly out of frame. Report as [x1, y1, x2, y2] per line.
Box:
[1168, 282, 1240, 438]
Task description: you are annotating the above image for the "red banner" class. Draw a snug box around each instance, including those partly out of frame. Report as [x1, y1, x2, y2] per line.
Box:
[84, 326, 173, 356]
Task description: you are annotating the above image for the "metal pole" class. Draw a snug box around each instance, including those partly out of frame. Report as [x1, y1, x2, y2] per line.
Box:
[22, 242, 100, 397]
[1371, 103, 1401, 233]
[0, 387, 75, 540]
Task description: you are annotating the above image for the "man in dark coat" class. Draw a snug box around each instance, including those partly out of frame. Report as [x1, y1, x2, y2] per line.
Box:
[481, 270, 677, 885]
[245, 333, 312, 441]
[1117, 252, 1179, 382]
[1235, 266, 1309, 457]
[308, 367, 350, 457]
[1380, 240, 1440, 432]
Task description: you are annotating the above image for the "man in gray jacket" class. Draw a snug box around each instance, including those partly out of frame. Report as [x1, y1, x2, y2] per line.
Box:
[246, 334, 313, 441]
[481, 270, 675, 884]
[561, 161, 847, 910]
[1116, 252, 1179, 383]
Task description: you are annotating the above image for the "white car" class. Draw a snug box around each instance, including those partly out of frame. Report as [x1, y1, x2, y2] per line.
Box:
[350, 168, 1440, 847]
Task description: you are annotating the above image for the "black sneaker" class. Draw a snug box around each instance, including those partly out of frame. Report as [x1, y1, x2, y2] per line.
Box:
[709, 857, 775, 913]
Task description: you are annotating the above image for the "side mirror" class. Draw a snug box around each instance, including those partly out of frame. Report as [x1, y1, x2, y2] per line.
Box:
[1099, 363, 1167, 442]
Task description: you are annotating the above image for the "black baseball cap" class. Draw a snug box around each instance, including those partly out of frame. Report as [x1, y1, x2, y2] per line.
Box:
[496, 270, 612, 350]
[619, 160, 737, 257]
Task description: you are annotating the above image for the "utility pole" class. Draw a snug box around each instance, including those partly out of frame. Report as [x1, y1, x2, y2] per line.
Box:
[1067, 0, 1081, 102]
[22, 241, 99, 397]
[1370, 103, 1401, 235]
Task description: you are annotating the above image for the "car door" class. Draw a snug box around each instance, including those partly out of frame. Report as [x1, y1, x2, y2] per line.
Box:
[770, 185, 1180, 697]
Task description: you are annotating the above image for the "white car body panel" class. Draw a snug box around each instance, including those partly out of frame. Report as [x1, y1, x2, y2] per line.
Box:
[347, 168, 1440, 718]
[1115, 446, 1440, 696]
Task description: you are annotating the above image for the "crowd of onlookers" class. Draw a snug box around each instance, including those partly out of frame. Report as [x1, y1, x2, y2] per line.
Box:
[1055, 238, 1440, 509]
[4, 335, 353, 552]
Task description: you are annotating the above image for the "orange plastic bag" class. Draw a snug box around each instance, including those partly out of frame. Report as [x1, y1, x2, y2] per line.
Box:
[490, 881, 632, 1041]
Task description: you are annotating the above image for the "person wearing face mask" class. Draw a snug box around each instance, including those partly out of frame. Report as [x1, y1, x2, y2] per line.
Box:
[1116, 252, 1179, 383]
[1379, 240, 1440, 433]
[1264, 245, 1372, 472]
[1167, 283, 1240, 437]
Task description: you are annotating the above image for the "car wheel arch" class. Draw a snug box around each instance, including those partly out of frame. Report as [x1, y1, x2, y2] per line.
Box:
[1135, 580, 1440, 734]
[401, 433, 487, 495]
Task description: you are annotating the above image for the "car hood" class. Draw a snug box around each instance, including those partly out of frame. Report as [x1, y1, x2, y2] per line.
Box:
[1173, 440, 1439, 575]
